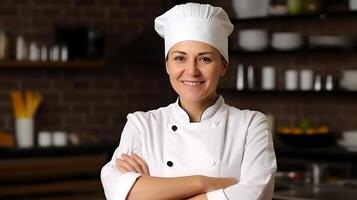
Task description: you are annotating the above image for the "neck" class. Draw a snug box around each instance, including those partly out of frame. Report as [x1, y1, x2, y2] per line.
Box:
[179, 95, 218, 122]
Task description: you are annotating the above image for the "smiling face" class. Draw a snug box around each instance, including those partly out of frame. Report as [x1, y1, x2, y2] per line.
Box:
[166, 40, 228, 106]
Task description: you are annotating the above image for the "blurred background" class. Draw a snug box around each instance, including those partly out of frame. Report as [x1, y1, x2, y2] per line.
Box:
[0, 0, 357, 199]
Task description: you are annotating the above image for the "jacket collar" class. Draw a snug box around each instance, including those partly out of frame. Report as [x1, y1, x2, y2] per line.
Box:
[172, 95, 225, 123]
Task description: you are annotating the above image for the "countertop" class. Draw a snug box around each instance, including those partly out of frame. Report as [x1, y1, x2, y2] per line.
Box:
[274, 180, 357, 200]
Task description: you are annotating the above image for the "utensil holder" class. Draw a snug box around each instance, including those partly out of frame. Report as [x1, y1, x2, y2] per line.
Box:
[15, 118, 34, 148]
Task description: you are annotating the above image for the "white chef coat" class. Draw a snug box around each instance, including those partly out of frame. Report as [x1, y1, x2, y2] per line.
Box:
[101, 96, 277, 200]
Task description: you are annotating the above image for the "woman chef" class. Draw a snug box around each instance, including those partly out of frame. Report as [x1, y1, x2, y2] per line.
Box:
[101, 3, 277, 200]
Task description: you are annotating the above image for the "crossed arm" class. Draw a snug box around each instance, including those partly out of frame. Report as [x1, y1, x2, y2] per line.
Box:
[117, 153, 238, 200]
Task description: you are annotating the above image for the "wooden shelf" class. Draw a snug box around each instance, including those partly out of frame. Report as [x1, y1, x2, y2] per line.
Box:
[229, 48, 357, 55]
[0, 144, 116, 159]
[231, 11, 357, 22]
[0, 60, 106, 69]
[219, 89, 357, 96]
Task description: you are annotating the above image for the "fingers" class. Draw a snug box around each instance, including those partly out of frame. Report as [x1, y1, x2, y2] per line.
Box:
[115, 153, 149, 175]
[121, 153, 144, 174]
[116, 158, 133, 173]
[131, 152, 150, 175]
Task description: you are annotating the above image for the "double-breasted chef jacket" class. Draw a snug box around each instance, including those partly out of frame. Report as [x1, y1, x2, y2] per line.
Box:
[101, 96, 277, 200]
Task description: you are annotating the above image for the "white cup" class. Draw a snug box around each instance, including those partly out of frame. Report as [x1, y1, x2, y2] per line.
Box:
[262, 66, 276, 90]
[300, 69, 314, 90]
[15, 118, 34, 148]
[285, 69, 298, 90]
[29, 42, 40, 61]
[38, 131, 52, 147]
[53, 131, 67, 146]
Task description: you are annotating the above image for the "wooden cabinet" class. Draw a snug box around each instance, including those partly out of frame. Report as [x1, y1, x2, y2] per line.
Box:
[0, 145, 113, 200]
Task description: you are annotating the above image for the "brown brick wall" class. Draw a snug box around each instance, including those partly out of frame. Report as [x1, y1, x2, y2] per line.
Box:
[0, 0, 356, 146]
[0, 0, 169, 144]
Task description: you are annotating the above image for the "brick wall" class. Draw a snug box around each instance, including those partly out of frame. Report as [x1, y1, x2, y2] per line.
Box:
[0, 0, 170, 144]
[1, 0, 356, 146]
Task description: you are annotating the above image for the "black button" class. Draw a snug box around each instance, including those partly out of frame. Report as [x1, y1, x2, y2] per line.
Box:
[167, 161, 173, 167]
[171, 125, 177, 131]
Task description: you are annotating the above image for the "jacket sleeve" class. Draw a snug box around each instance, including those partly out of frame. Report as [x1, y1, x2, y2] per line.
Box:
[101, 114, 143, 200]
[207, 113, 277, 200]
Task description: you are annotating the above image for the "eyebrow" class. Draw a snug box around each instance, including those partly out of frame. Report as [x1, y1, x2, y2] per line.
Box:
[170, 51, 216, 56]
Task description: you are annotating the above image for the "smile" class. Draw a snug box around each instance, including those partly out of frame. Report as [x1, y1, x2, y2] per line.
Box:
[182, 81, 204, 86]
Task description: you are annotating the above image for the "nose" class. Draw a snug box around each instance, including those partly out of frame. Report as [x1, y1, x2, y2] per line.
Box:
[186, 59, 200, 76]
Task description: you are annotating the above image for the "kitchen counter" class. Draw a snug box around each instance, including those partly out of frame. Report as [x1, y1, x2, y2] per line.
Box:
[275, 143, 357, 162]
[274, 180, 357, 200]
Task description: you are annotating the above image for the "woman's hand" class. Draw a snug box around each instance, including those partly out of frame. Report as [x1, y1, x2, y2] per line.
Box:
[116, 153, 150, 175]
[185, 177, 237, 200]
[185, 193, 208, 200]
[201, 176, 238, 192]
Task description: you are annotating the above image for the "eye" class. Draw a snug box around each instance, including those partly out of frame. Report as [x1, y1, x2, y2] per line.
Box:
[198, 56, 211, 63]
[174, 56, 185, 62]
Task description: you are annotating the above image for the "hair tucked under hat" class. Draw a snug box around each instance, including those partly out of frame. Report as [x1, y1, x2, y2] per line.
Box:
[154, 3, 234, 62]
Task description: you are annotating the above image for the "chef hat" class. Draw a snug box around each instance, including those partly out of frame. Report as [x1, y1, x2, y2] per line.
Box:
[154, 3, 234, 62]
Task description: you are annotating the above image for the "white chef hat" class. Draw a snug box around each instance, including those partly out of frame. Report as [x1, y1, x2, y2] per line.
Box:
[154, 3, 234, 62]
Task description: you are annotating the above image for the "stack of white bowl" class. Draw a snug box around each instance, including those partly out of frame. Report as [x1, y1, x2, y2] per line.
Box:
[340, 70, 357, 91]
[238, 29, 269, 51]
[338, 130, 357, 151]
[232, 0, 270, 18]
[271, 32, 304, 51]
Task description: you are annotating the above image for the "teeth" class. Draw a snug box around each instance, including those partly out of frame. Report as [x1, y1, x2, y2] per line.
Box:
[182, 81, 203, 86]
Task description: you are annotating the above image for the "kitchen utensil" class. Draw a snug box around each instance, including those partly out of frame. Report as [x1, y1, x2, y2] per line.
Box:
[308, 35, 355, 50]
[314, 74, 321, 91]
[40, 45, 48, 61]
[239, 29, 268, 51]
[236, 64, 245, 90]
[285, 69, 298, 90]
[232, 0, 270, 18]
[247, 65, 255, 90]
[29, 42, 40, 61]
[15, 118, 34, 148]
[38, 131, 52, 147]
[16, 36, 27, 61]
[61, 46, 68, 62]
[53, 131, 67, 146]
[262, 66, 276, 90]
[50, 45, 60, 61]
[300, 69, 314, 90]
[340, 70, 357, 90]
[325, 75, 333, 91]
[271, 32, 304, 51]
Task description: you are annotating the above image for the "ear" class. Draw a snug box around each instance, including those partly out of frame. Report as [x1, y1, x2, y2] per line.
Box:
[220, 61, 228, 76]
[165, 60, 170, 75]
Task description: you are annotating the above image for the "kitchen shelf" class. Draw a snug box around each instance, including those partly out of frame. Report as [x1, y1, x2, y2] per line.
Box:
[231, 10, 357, 22]
[229, 48, 357, 55]
[219, 89, 357, 96]
[0, 144, 116, 159]
[0, 60, 106, 69]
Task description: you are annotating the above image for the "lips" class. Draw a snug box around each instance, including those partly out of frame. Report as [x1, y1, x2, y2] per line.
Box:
[182, 81, 205, 86]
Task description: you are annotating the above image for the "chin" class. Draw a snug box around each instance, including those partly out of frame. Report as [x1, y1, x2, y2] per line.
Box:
[179, 92, 213, 104]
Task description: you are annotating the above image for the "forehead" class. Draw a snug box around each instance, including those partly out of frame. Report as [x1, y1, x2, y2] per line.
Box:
[169, 40, 219, 54]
